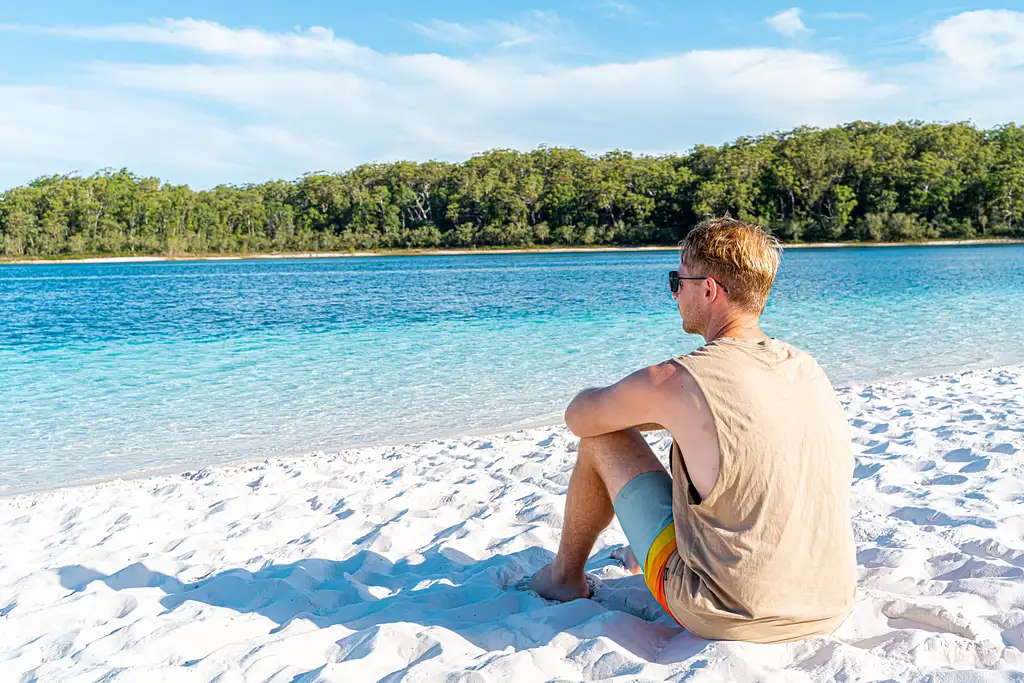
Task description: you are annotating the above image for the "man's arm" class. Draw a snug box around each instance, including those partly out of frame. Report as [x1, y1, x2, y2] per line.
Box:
[563, 362, 679, 438]
[633, 423, 669, 432]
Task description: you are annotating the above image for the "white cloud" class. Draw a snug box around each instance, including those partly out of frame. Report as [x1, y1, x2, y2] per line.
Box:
[927, 9, 1024, 72]
[0, 17, 892, 188]
[90, 49, 888, 112]
[0, 11, 1023, 189]
[766, 8, 811, 38]
[0, 86, 273, 185]
[899, 9, 1024, 122]
[0, 19, 373, 63]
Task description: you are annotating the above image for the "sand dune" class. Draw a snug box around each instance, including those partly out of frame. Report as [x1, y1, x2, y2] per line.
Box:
[1, 366, 1022, 681]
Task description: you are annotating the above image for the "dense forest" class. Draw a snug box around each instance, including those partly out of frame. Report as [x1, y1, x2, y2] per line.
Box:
[2, 121, 1023, 258]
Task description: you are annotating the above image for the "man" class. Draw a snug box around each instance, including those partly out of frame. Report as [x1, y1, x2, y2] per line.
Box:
[530, 217, 856, 643]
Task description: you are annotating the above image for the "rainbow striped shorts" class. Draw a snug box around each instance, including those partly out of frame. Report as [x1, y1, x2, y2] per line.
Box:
[612, 470, 681, 624]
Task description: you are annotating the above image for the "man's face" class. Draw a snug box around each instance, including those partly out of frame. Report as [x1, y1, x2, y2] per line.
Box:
[674, 257, 708, 336]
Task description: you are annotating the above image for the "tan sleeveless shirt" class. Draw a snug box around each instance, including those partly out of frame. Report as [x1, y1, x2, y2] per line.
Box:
[664, 337, 856, 643]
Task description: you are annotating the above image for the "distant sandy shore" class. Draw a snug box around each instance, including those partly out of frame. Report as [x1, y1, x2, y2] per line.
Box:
[1, 238, 1022, 265]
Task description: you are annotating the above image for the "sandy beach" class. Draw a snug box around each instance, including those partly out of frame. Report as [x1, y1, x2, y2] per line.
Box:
[1, 365, 1023, 681]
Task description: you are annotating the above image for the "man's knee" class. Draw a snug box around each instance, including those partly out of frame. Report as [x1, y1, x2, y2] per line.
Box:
[576, 428, 666, 496]
[577, 428, 646, 465]
[580, 428, 643, 450]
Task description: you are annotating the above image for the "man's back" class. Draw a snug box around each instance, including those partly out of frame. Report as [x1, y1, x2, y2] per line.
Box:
[663, 337, 856, 643]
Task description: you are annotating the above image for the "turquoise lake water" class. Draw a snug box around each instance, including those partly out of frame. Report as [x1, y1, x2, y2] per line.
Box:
[1, 245, 1022, 493]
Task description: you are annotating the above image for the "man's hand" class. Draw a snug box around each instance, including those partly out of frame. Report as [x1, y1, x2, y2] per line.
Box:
[563, 362, 679, 438]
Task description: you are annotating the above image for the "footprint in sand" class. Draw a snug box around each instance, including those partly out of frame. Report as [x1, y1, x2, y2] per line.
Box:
[959, 458, 990, 474]
[959, 540, 1024, 568]
[854, 462, 884, 480]
[944, 448, 975, 462]
[928, 474, 968, 486]
[882, 600, 979, 640]
[890, 506, 996, 529]
[990, 443, 1018, 455]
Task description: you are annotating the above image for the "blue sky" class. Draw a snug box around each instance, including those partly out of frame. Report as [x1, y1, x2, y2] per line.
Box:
[1, 2, 1022, 189]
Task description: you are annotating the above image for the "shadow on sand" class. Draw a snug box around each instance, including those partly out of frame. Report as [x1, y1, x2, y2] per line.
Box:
[58, 546, 706, 678]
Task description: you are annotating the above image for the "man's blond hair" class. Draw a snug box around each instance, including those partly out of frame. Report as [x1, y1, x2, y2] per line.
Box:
[679, 217, 782, 315]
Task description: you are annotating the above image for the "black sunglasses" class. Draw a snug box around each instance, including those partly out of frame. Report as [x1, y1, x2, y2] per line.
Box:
[669, 270, 729, 294]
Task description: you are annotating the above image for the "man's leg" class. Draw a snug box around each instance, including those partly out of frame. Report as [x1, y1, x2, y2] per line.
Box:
[529, 428, 668, 601]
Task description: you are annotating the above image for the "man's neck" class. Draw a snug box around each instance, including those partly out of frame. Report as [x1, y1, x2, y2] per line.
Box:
[703, 315, 768, 343]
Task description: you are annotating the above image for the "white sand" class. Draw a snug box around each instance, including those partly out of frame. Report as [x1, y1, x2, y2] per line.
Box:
[2, 366, 1023, 682]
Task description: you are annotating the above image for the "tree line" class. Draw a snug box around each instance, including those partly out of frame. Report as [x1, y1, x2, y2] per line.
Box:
[2, 120, 1023, 258]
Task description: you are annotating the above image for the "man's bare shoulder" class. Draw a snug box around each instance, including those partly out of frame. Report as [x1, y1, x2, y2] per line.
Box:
[651, 358, 701, 390]
[648, 358, 708, 417]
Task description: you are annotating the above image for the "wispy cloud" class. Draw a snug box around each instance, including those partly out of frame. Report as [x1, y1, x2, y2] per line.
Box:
[409, 10, 570, 50]
[0, 19, 373, 63]
[766, 8, 811, 38]
[409, 19, 479, 46]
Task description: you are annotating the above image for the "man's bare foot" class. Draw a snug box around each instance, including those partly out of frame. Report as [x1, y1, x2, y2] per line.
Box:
[528, 563, 591, 601]
[611, 546, 643, 575]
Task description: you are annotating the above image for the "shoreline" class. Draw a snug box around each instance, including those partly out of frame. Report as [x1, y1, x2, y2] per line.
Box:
[0, 410, 567, 501]
[3, 362, 1020, 502]
[2, 238, 1022, 265]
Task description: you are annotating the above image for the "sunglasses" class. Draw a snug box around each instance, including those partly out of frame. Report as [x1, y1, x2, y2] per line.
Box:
[669, 270, 729, 294]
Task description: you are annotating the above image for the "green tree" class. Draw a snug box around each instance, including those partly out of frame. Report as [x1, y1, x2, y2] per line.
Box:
[2, 121, 1022, 260]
